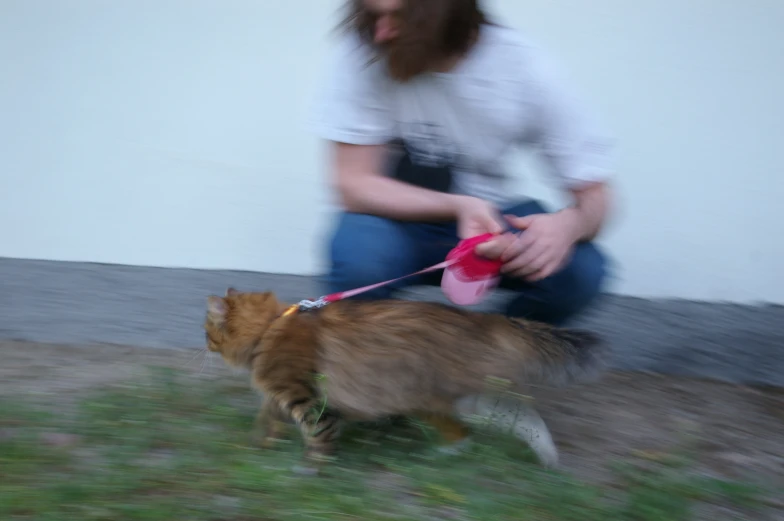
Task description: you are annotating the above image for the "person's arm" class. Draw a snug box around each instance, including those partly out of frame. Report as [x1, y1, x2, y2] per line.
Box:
[476, 42, 617, 280]
[310, 36, 502, 236]
[331, 142, 504, 237]
[310, 37, 463, 221]
[524, 42, 617, 238]
[330, 142, 463, 221]
[559, 181, 611, 243]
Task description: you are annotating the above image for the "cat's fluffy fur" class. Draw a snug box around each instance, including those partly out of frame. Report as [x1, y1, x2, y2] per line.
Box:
[204, 288, 607, 471]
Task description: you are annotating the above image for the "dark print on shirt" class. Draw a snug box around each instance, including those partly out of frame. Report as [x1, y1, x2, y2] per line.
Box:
[390, 121, 464, 193]
[400, 121, 461, 169]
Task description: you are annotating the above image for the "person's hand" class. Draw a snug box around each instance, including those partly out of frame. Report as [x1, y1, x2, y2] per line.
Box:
[475, 210, 581, 282]
[452, 196, 505, 239]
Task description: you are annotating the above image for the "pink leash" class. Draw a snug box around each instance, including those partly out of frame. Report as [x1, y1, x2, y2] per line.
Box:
[325, 260, 456, 301]
[294, 232, 503, 311]
[296, 259, 456, 310]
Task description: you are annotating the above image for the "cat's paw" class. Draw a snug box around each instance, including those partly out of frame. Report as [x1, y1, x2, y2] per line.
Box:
[259, 436, 285, 450]
[252, 429, 290, 450]
[436, 436, 473, 456]
[292, 450, 336, 476]
[291, 463, 321, 476]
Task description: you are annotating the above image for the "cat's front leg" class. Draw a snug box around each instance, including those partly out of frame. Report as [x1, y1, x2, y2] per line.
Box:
[295, 406, 343, 474]
[265, 383, 343, 474]
[252, 397, 290, 449]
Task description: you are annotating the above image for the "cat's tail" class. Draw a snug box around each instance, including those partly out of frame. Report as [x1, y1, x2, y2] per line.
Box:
[510, 320, 609, 386]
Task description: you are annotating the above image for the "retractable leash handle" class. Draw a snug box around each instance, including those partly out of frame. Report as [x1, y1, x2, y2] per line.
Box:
[441, 232, 504, 306]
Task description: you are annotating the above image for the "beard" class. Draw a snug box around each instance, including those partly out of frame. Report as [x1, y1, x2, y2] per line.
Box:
[380, 36, 444, 83]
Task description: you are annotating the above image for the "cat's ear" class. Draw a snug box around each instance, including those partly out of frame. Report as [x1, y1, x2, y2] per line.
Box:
[207, 296, 227, 322]
[226, 287, 239, 297]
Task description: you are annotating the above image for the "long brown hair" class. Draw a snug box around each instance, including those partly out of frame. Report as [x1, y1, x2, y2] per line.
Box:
[338, 0, 488, 82]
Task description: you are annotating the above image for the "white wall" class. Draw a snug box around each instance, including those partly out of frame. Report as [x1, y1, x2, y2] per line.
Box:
[1, 0, 782, 304]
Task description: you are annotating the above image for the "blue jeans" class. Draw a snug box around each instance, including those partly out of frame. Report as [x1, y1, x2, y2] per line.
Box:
[322, 200, 609, 326]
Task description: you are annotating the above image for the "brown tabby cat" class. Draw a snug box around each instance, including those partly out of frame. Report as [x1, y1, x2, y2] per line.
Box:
[204, 288, 606, 472]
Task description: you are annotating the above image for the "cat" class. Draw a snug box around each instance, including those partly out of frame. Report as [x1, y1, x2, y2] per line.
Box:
[203, 288, 607, 473]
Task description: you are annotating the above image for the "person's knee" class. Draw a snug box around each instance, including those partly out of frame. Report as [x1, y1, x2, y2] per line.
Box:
[502, 199, 607, 303]
[325, 212, 416, 293]
[507, 243, 607, 324]
[557, 242, 608, 311]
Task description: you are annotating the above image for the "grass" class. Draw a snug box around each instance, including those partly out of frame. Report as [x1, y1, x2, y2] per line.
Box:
[0, 366, 771, 521]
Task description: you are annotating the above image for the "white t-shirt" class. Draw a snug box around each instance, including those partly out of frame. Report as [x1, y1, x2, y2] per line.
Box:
[309, 24, 616, 207]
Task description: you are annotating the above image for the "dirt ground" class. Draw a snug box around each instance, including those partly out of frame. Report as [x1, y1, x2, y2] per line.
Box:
[2, 340, 783, 494]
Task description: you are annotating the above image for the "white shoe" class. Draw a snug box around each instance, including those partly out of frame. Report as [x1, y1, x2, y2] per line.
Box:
[454, 394, 559, 469]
